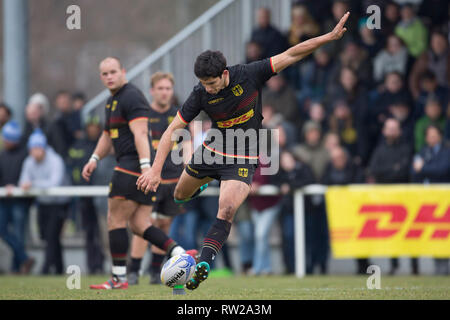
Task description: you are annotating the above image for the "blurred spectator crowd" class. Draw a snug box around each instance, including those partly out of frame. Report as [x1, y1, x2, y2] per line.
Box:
[0, 0, 449, 277]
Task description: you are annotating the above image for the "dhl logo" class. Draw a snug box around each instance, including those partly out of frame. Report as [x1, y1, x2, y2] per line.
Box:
[332, 204, 450, 240]
[216, 109, 254, 128]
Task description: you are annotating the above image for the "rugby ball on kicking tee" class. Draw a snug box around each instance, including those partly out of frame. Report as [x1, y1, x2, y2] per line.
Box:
[160, 254, 196, 287]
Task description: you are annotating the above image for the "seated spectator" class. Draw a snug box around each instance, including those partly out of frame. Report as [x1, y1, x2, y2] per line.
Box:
[369, 71, 412, 147]
[414, 70, 449, 120]
[250, 7, 288, 59]
[380, 1, 400, 39]
[0, 121, 34, 274]
[414, 98, 446, 152]
[19, 129, 70, 275]
[409, 31, 450, 100]
[330, 40, 373, 88]
[387, 100, 415, 145]
[262, 75, 301, 130]
[245, 41, 263, 64]
[368, 118, 413, 184]
[322, 0, 357, 57]
[308, 101, 329, 133]
[373, 34, 409, 84]
[445, 101, 450, 142]
[286, 4, 320, 47]
[328, 100, 360, 161]
[411, 125, 450, 275]
[272, 150, 315, 274]
[357, 17, 383, 59]
[395, 3, 428, 58]
[298, 46, 335, 107]
[323, 131, 341, 153]
[321, 146, 367, 274]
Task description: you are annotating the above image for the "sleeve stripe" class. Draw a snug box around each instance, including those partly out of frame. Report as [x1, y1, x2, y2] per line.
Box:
[177, 111, 189, 125]
[270, 57, 277, 74]
[128, 117, 148, 124]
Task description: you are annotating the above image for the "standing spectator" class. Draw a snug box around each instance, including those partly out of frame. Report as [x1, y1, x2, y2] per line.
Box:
[21, 94, 50, 147]
[388, 100, 415, 145]
[322, 146, 367, 274]
[357, 18, 383, 59]
[19, 129, 70, 275]
[248, 160, 282, 275]
[411, 125, 450, 275]
[66, 117, 104, 274]
[291, 121, 330, 274]
[0, 103, 13, 151]
[70, 91, 86, 140]
[414, 98, 446, 152]
[47, 90, 76, 158]
[308, 101, 329, 133]
[272, 150, 315, 274]
[373, 34, 410, 84]
[409, 31, 450, 100]
[368, 118, 416, 275]
[394, 3, 428, 58]
[0, 121, 34, 274]
[250, 7, 288, 59]
[0, 103, 12, 130]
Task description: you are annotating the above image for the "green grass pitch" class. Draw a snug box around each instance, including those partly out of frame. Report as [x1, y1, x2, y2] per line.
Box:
[1, 275, 449, 300]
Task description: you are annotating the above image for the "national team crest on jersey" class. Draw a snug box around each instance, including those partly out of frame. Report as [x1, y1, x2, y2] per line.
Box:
[238, 168, 248, 178]
[231, 84, 244, 96]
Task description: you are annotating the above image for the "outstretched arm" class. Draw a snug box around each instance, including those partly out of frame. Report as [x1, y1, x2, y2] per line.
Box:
[271, 12, 349, 73]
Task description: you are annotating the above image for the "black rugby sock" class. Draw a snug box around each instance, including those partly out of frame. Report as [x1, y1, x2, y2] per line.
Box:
[199, 218, 232, 266]
[129, 257, 142, 273]
[142, 226, 181, 256]
[149, 253, 165, 274]
[109, 228, 129, 280]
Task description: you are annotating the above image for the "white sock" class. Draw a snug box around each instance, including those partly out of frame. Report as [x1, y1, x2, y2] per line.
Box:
[112, 266, 127, 280]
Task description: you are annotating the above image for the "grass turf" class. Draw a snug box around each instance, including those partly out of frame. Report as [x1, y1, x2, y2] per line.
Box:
[1, 275, 449, 300]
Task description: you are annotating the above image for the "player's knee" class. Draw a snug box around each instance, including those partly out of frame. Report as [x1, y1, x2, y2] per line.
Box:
[218, 205, 236, 222]
[107, 211, 126, 230]
[173, 186, 187, 201]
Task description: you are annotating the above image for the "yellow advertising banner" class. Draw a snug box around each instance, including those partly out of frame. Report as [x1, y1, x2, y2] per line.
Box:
[325, 185, 450, 258]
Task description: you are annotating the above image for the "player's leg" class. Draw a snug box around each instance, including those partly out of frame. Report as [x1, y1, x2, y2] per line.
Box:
[90, 198, 138, 289]
[173, 169, 213, 202]
[128, 235, 148, 285]
[148, 215, 172, 284]
[186, 179, 251, 290]
[128, 204, 188, 259]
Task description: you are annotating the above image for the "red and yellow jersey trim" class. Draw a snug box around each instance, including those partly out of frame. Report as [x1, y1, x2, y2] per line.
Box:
[177, 111, 189, 125]
[216, 109, 254, 128]
[202, 142, 259, 160]
[270, 57, 277, 73]
[128, 117, 149, 124]
[114, 166, 141, 177]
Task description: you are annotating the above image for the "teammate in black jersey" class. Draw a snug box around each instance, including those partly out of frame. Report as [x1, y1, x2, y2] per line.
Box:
[128, 72, 188, 285]
[137, 13, 350, 290]
[82, 57, 196, 290]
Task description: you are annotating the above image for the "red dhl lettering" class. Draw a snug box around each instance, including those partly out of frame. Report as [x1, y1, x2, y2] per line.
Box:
[356, 204, 450, 239]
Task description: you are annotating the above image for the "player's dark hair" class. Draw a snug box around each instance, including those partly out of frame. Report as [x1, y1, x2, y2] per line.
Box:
[194, 50, 227, 79]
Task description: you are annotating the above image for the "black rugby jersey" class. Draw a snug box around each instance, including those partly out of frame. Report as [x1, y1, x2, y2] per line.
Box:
[148, 105, 184, 180]
[104, 83, 155, 173]
[178, 58, 276, 161]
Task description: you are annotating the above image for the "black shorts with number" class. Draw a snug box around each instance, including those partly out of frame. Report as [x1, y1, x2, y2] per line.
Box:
[152, 183, 184, 217]
[109, 169, 155, 206]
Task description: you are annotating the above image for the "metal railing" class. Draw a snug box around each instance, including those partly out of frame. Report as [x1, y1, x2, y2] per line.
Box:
[81, 0, 292, 121]
[0, 183, 324, 278]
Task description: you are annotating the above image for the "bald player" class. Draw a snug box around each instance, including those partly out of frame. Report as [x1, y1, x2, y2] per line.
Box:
[82, 57, 196, 289]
